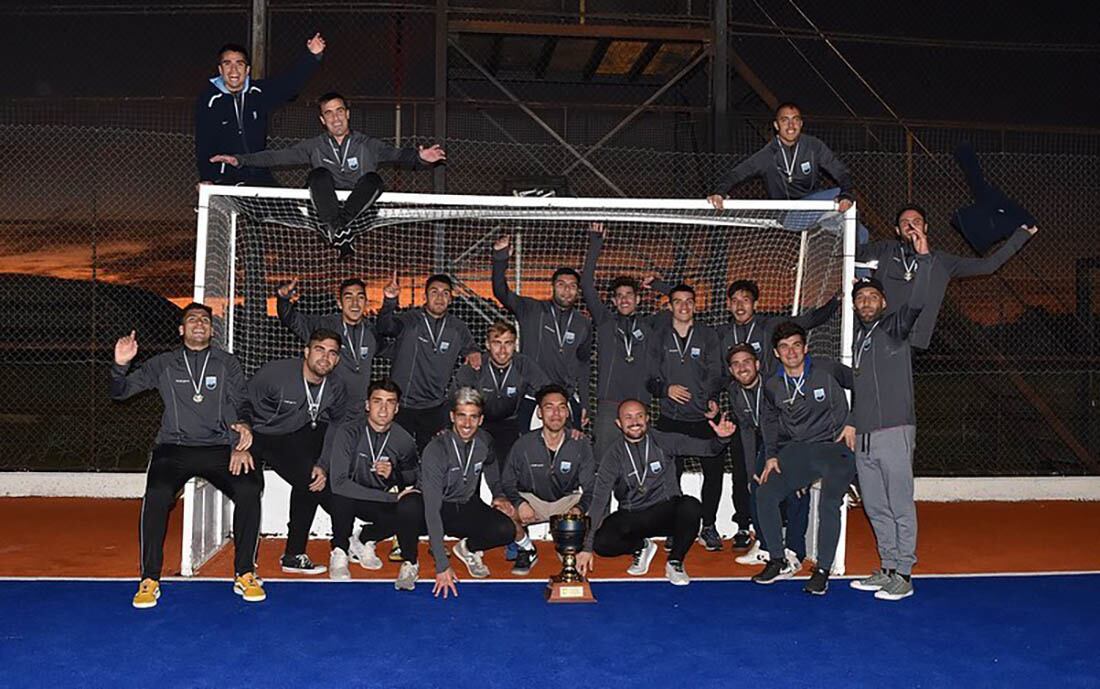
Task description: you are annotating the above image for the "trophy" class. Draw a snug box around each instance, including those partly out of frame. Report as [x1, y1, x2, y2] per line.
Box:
[545, 513, 596, 603]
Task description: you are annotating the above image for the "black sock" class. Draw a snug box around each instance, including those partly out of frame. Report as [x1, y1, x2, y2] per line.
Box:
[900, 573, 911, 582]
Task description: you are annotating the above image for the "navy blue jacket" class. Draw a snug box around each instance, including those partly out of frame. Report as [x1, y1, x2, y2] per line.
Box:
[194, 51, 322, 184]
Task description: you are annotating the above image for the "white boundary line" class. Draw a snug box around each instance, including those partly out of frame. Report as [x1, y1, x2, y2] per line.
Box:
[7, 473, 1099, 501]
[1, 570, 1098, 583]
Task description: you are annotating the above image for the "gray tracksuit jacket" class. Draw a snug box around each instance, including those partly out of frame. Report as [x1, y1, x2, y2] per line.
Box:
[500, 430, 596, 512]
[728, 378, 764, 466]
[492, 249, 593, 409]
[580, 231, 671, 404]
[236, 131, 427, 189]
[713, 134, 855, 201]
[276, 295, 377, 407]
[247, 357, 349, 436]
[761, 355, 853, 459]
[857, 227, 1032, 349]
[324, 421, 419, 502]
[451, 352, 550, 424]
[850, 255, 931, 433]
[110, 346, 250, 447]
[646, 322, 724, 422]
[375, 299, 476, 409]
[716, 296, 839, 377]
[584, 430, 729, 551]
[419, 428, 495, 572]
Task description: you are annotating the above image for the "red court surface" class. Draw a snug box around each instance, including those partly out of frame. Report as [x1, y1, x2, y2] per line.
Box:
[3, 498, 1098, 579]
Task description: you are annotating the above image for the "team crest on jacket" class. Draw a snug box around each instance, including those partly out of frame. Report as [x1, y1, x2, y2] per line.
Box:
[800, 161, 812, 175]
[813, 387, 825, 402]
[559, 461, 572, 474]
[205, 376, 218, 390]
[347, 157, 359, 171]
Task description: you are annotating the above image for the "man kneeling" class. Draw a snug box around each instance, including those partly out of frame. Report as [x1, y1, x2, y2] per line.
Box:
[493, 384, 596, 576]
[577, 400, 734, 585]
[394, 387, 515, 596]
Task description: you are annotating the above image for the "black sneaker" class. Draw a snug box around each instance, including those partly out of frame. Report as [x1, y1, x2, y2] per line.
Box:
[280, 553, 327, 575]
[511, 548, 538, 576]
[803, 567, 830, 596]
[751, 558, 795, 585]
[732, 529, 753, 551]
[698, 525, 723, 552]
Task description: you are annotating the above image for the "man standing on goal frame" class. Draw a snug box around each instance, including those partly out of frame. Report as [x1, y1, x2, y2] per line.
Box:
[111, 303, 263, 608]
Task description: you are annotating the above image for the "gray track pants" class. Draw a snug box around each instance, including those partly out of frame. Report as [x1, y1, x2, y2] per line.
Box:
[856, 425, 917, 575]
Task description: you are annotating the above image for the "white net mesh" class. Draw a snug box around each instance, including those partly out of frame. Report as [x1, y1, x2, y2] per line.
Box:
[187, 188, 854, 574]
[199, 190, 849, 380]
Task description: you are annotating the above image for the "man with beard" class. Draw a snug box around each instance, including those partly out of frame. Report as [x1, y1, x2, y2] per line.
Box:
[246, 329, 349, 576]
[726, 344, 807, 571]
[492, 235, 592, 430]
[112, 303, 261, 608]
[276, 277, 378, 411]
[376, 273, 480, 453]
[324, 379, 420, 580]
[577, 400, 735, 586]
[393, 388, 515, 596]
[847, 258, 930, 601]
[857, 204, 1037, 349]
[717, 278, 837, 549]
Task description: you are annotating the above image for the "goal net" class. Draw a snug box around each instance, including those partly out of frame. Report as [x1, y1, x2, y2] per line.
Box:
[185, 186, 857, 575]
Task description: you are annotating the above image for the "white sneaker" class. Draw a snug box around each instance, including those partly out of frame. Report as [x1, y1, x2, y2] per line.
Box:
[665, 560, 690, 586]
[395, 561, 419, 591]
[735, 541, 767, 565]
[452, 538, 490, 578]
[329, 548, 351, 580]
[356, 541, 383, 570]
[347, 527, 365, 561]
[626, 538, 659, 576]
[785, 548, 803, 573]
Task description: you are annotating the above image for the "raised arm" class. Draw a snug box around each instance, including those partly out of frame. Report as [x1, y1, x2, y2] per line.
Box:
[792, 294, 840, 330]
[491, 236, 524, 314]
[275, 278, 321, 343]
[374, 273, 406, 338]
[109, 332, 164, 400]
[581, 224, 611, 324]
[946, 226, 1035, 279]
[258, 35, 325, 105]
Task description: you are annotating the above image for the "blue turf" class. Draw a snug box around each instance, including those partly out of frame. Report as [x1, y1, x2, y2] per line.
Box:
[1, 576, 1097, 688]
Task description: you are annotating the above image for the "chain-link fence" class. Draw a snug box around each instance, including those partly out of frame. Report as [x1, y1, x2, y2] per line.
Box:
[2, 1, 1096, 475]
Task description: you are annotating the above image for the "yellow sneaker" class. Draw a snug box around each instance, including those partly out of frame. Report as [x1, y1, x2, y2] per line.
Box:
[233, 572, 267, 602]
[132, 578, 160, 609]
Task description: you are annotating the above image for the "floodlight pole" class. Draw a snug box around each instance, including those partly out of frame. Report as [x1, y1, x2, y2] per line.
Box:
[250, 0, 267, 78]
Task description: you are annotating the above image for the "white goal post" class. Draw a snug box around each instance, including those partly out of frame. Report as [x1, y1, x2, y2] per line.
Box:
[183, 185, 857, 576]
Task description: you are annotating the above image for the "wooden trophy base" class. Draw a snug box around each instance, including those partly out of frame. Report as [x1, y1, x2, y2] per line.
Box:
[545, 575, 596, 603]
